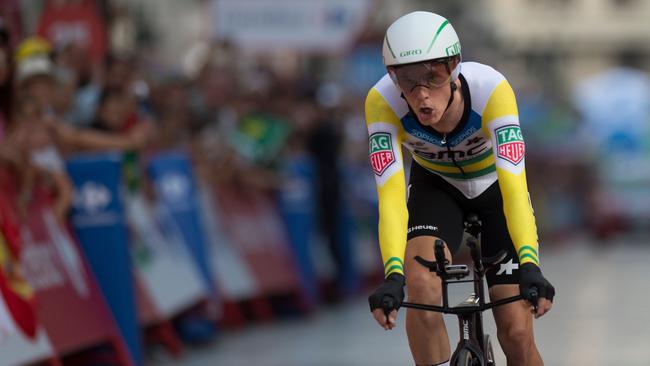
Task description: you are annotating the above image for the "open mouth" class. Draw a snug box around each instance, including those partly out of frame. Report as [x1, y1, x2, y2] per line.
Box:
[419, 107, 433, 116]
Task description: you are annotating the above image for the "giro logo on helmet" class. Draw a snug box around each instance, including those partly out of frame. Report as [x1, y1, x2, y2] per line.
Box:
[446, 42, 461, 56]
[400, 49, 423, 57]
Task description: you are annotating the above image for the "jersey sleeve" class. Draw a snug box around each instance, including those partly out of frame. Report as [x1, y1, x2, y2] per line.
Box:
[482, 80, 540, 267]
[365, 88, 409, 278]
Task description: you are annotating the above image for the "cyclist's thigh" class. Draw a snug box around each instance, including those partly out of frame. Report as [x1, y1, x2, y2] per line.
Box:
[469, 181, 520, 287]
[406, 163, 465, 257]
[405, 164, 464, 298]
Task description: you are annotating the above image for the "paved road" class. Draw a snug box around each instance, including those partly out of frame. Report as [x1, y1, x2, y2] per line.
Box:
[158, 238, 650, 366]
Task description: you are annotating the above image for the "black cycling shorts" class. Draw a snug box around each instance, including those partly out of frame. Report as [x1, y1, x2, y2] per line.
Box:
[407, 162, 520, 287]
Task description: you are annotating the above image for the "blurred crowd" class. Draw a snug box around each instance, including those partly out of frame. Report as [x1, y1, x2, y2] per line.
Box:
[1, 0, 647, 254]
[0, 0, 373, 250]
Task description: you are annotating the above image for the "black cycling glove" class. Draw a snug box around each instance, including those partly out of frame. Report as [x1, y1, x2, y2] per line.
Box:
[519, 263, 555, 305]
[368, 273, 405, 314]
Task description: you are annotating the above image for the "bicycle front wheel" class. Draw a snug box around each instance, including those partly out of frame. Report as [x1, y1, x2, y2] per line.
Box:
[452, 348, 478, 366]
[484, 334, 495, 366]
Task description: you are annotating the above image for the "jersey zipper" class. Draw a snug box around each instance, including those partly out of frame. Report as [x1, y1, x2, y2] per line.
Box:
[441, 133, 467, 177]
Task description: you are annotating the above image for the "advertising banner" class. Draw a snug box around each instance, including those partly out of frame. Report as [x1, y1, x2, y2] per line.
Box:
[214, 183, 301, 295]
[66, 153, 142, 366]
[147, 152, 216, 298]
[24, 193, 130, 359]
[0, 169, 129, 366]
[0, 327, 56, 366]
[198, 185, 258, 301]
[127, 194, 207, 318]
[212, 0, 370, 52]
[277, 155, 318, 305]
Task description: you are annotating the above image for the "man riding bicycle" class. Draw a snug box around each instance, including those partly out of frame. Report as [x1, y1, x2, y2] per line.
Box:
[366, 11, 555, 366]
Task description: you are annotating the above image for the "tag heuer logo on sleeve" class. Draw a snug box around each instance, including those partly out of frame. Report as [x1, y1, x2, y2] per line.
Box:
[369, 132, 395, 176]
[495, 125, 525, 165]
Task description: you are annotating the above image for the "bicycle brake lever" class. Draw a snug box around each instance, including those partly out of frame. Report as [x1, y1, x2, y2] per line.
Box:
[528, 287, 539, 313]
[382, 297, 395, 317]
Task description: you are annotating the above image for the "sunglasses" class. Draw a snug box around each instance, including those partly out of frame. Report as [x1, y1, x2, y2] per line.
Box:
[388, 57, 458, 92]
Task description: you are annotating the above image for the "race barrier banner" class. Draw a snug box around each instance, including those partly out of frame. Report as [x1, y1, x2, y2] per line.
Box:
[24, 191, 132, 363]
[198, 184, 258, 302]
[126, 193, 207, 320]
[212, 182, 302, 296]
[277, 154, 318, 306]
[147, 152, 217, 298]
[0, 327, 57, 366]
[335, 166, 360, 295]
[0, 169, 131, 366]
[66, 153, 143, 366]
[343, 163, 383, 279]
[0, 192, 57, 366]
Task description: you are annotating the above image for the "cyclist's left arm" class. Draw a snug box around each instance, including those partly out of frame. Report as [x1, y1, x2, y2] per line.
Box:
[482, 79, 540, 267]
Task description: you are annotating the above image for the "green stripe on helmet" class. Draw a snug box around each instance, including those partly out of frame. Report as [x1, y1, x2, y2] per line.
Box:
[426, 20, 449, 54]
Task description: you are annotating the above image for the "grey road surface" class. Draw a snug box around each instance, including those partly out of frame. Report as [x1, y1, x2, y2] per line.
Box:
[157, 238, 650, 366]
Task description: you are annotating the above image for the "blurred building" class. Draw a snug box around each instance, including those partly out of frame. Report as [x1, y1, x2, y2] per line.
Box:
[480, 0, 650, 94]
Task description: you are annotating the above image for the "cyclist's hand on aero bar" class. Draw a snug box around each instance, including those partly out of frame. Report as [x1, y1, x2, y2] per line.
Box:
[368, 273, 405, 330]
[519, 263, 555, 319]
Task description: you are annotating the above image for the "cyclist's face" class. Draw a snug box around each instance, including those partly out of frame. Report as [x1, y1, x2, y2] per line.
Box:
[389, 58, 458, 127]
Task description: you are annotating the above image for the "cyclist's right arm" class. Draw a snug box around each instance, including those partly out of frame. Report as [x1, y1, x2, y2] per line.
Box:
[364, 86, 409, 278]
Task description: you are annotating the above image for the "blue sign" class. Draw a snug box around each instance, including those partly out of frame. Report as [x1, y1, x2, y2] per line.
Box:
[277, 154, 318, 307]
[66, 153, 142, 366]
[147, 151, 217, 298]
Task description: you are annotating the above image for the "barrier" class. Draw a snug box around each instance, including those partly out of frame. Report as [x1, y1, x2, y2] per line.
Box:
[66, 153, 142, 366]
[147, 152, 217, 298]
[198, 184, 253, 326]
[212, 183, 302, 297]
[277, 154, 319, 307]
[0, 327, 59, 366]
[344, 163, 383, 281]
[127, 193, 207, 319]
[0, 168, 131, 366]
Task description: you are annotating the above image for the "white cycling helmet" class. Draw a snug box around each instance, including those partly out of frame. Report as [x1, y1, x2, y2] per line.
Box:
[382, 11, 461, 80]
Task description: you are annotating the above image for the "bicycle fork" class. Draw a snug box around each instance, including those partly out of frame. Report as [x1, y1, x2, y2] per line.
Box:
[450, 295, 487, 365]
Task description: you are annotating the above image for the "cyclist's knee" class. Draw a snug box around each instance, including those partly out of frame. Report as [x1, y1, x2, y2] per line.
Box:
[497, 323, 533, 350]
[405, 269, 442, 303]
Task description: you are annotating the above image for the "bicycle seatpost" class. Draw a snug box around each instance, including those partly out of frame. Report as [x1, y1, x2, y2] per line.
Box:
[464, 213, 481, 238]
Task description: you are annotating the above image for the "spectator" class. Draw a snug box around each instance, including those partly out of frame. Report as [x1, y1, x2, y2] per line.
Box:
[5, 93, 73, 224]
[70, 52, 143, 127]
[49, 86, 155, 154]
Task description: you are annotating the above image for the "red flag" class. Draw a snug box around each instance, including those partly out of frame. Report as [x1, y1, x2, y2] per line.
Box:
[0, 194, 37, 339]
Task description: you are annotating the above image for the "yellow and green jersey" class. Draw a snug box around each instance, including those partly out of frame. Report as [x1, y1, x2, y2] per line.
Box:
[365, 62, 539, 277]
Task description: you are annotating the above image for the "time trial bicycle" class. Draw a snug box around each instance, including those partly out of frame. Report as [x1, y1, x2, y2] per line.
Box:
[396, 214, 538, 366]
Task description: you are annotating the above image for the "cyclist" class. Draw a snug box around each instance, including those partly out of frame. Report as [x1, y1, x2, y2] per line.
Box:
[366, 11, 555, 366]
